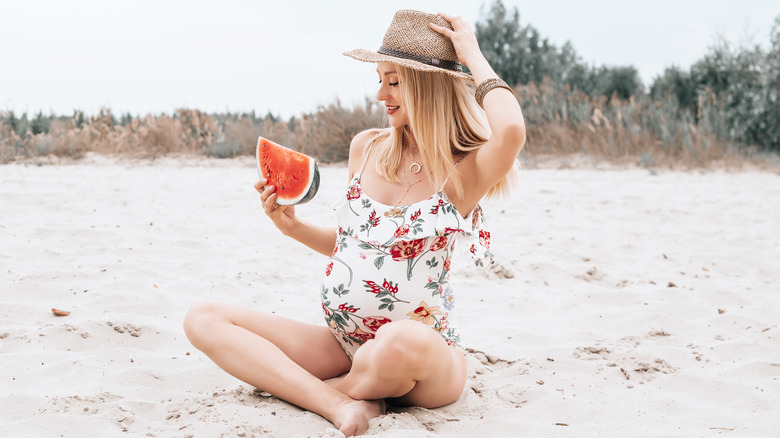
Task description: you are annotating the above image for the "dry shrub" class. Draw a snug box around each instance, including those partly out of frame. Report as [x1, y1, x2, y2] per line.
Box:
[217, 117, 262, 157]
[0, 90, 768, 168]
[0, 122, 25, 162]
[295, 99, 385, 162]
[516, 80, 746, 168]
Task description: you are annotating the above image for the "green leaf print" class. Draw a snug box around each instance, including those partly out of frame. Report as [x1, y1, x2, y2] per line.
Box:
[374, 255, 385, 270]
[331, 256, 354, 287]
[332, 284, 349, 297]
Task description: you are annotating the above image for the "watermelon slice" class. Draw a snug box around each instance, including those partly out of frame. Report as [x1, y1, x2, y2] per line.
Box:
[256, 137, 320, 205]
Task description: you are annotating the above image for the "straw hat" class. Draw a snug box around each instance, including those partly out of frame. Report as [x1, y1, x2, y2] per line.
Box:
[343, 10, 473, 84]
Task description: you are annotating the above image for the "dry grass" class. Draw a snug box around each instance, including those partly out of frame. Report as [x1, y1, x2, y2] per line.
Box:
[514, 81, 756, 169]
[0, 86, 773, 169]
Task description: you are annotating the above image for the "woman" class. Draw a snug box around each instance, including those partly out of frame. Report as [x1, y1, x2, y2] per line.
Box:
[184, 10, 525, 437]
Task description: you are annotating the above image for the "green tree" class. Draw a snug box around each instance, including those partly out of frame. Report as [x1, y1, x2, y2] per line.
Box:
[31, 111, 51, 135]
[598, 65, 643, 100]
[650, 66, 698, 112]
[74, 110, 85, 128]
[120, 112, 133, 126]
[475, 0, 578, 86]
[475, 0, 641, 100]
[759, 16, 780, 151]
[475, 0, 525, 86]
[15, 112, 30, 137]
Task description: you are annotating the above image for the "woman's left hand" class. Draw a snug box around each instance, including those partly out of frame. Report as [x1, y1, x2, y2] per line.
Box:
[429, 12, 483, 68]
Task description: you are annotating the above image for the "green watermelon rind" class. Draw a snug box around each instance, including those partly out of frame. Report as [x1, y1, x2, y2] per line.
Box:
[256, 137, 320, 205]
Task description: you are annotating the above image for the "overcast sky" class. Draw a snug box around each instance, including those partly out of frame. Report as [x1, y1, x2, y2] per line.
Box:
[1, 0, 777, 118]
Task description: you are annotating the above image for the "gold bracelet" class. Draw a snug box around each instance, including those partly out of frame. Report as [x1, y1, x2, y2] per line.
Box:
[475, 78, 512, 108]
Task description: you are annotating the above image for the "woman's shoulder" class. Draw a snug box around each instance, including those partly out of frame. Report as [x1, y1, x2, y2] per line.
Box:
[350, 128, 387, 150]
[348, 128, 388, 174]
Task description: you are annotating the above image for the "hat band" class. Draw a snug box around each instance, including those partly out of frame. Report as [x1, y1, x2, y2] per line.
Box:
[377, 46, 463, 72]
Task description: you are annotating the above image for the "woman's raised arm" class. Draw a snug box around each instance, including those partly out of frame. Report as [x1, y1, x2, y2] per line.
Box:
[430, 13, 526, 190]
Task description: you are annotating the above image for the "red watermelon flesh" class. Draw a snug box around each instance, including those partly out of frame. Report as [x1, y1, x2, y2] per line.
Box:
[256, 137, 320, 205]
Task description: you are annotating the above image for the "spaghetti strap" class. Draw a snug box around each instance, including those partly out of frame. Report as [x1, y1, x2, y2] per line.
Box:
[356, 136, 377, 179]
[439, 153, 468, 191]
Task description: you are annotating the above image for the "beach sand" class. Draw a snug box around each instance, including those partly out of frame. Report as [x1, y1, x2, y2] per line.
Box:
[1, 156, 779, 437]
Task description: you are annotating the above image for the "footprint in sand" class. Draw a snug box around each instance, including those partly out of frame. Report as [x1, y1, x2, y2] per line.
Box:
[106, 322, 141, 337]
[574, 334, 677, 384]
[63, 324, 90, 339]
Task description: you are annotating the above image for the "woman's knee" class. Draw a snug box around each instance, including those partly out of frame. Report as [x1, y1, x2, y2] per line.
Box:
[371, 320, 440, 368]
[183, 301, 226, 346]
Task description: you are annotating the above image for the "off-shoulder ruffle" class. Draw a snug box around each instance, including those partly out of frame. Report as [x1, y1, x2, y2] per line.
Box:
[333, 177, 493, 268]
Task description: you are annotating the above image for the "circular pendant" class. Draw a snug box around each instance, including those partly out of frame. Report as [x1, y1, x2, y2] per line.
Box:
[410, 162, 422, 174]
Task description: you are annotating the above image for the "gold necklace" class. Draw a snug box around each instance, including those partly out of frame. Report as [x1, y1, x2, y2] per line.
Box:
[408, 148, 422, 174]
[395, 151, 429, 206]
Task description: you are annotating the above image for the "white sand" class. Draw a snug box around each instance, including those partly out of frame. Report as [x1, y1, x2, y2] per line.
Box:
[1, 156, 779, 437]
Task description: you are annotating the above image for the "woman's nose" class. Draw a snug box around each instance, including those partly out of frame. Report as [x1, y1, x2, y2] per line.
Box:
[376, 85, 387, 102]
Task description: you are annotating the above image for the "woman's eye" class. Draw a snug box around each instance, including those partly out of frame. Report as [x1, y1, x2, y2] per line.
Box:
[378, 80, 399, 87]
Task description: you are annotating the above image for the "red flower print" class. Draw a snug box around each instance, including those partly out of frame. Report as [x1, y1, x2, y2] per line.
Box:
[347, 184, 361, 200]
[362, 316, 392, 332]
[472, 205, 482, 228]
[325, 261, 333, 276]
[389, 238, 426, 261]
[382, 279, 399, 294]
[429, 199, 445, 215]
[363, 280, 382, 294]
[322, 303, 331, 317]
[479, 230, 491, 249]
[443, 258, 451, 272]
[411, 209, 421, 221]
[444, 227, 464, 234]
[338, 303, 358, 313]
[369, 210, 380, 227]
[429, 236, 448, 252]
[394, 225, 410, 238]
[347, 328, 375, 343]
[469, 244, 477, 254]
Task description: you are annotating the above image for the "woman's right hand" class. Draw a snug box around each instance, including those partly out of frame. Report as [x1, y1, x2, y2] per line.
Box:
[254, 179, 297, 235]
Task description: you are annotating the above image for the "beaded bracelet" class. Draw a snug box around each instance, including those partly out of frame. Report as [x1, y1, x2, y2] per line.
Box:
[475, 78, 513, 108]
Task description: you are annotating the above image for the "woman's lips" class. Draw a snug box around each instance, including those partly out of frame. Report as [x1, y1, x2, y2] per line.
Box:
[386, 105, 399, 115]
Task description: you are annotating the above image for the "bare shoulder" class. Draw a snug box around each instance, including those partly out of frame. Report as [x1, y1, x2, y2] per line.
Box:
[348, 128, 387, 177]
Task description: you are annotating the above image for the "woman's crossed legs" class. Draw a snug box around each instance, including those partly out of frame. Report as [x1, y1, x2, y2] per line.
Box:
[183, 301, 466, 436]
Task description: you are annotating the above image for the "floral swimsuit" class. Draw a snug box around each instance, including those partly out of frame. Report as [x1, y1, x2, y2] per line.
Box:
[321, 143, 492, 359]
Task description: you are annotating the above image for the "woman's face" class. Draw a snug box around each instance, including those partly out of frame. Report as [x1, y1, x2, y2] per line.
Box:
[376, 62, 409, 128]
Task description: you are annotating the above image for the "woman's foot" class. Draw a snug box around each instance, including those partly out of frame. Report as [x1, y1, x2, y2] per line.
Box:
[332, 398, 385, 437]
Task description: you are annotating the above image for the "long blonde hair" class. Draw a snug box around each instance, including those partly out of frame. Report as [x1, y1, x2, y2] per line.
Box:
[371, 64, 516, 199]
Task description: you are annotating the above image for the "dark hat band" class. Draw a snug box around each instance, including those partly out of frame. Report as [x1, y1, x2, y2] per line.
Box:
[377, 46, 463, 72]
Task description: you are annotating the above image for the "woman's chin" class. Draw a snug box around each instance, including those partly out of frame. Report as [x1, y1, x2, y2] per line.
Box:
[387, 118, 409, 129]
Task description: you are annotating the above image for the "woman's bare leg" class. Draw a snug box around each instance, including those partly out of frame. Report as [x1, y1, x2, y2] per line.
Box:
[183, 301, 383, 436]
[332, 319, 468, 408]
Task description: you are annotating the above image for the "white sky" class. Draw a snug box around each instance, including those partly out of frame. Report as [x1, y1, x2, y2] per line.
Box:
[1, 0, 777, 118]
